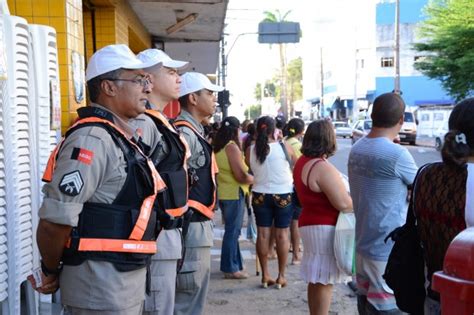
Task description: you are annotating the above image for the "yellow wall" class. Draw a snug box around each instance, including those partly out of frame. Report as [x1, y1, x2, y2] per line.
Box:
[7, 0, 152, 132]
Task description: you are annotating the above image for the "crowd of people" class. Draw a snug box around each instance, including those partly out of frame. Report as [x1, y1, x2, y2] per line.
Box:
[26, 42, 474, 315]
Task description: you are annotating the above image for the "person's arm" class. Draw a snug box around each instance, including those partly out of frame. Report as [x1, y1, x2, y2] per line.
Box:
[244, 145, 251, 168]
[30, 220, 72, 294]
[225, 143, 253, 185]
[30, 127, 109, 293]
[395, 149, 418, 186]
[309, 161, 353, 212]
[284, 140, 298, 165]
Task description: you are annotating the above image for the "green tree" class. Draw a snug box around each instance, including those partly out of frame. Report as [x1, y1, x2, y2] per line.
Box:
[414, 0, 474, 100]
[254, 83, 262, 101]
[262, 9, 292, 118]
[244, 104, 262, 120]
[287, 57, 303, 114]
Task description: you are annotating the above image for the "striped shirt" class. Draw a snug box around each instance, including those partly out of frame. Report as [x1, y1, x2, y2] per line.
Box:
[348, 136, 418, 260]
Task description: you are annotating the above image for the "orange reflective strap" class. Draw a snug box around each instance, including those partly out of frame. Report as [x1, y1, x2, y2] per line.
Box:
[146, 111, 190, 216]
[77, 238, 157, 254]
[187, 200, 215, 219]
[175, 119, 218, 219]
[147, 159, 166, 193]
[165, 205, 188, 218]
[42, 139, 64, 182]
[128, 194, 156, 240]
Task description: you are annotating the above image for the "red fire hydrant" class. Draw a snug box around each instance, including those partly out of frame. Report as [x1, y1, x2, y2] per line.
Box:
[432, 227, 474, 314]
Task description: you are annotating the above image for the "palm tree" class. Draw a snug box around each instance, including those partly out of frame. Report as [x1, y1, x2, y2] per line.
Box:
[262, 10, 292, 118]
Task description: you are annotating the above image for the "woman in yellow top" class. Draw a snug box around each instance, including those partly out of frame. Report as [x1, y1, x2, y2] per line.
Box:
[214, 116, 254, 279]
[284, 118, 305, 264]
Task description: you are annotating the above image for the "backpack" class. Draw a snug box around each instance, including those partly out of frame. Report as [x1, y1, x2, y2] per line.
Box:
[383, 165, 428, 315]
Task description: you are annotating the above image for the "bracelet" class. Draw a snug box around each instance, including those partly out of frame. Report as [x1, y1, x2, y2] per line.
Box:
[41, 260, 63, 276]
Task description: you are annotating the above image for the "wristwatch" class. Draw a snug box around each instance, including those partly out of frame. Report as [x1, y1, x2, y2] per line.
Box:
[41, 260, 63, 276]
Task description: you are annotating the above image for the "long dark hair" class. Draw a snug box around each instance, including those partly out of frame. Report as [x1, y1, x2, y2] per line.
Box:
[284, 118, 305, 138]
[254, 116, 276, 164]
[441, 98, 474, 167]
[213, 116, 241, 153]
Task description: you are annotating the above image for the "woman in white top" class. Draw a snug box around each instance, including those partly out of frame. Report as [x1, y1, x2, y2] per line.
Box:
[246, 116, 297, 289]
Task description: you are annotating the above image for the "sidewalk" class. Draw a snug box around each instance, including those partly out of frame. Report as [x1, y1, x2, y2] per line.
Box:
[204, 211, 358, 315]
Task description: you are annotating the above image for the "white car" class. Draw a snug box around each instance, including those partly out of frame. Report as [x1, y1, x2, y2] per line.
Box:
[333, 121, 352, 138]
[434, 120, 449, 151]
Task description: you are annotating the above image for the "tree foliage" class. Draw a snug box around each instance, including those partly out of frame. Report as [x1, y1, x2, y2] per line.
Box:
[414, 0, 474, 100]
[287, 57, 303, 106]
[244, 104, 262, 120]
[262, 9, 292, 23]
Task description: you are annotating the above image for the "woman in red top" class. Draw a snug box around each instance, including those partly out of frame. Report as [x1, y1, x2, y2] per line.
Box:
[293, 120, 353, 315]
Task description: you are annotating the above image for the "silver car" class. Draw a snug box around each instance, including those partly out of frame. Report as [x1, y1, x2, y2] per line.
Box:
[351, 119, 372, 144]
[333, 121, 352, 138]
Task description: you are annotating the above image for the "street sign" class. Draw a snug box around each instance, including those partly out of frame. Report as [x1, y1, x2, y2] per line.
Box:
[258, 22, 300, 44]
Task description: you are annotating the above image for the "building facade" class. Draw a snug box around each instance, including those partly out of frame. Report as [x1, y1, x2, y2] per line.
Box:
[375, 0, 453, 106]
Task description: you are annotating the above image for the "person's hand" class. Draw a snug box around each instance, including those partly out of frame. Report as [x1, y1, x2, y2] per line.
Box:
[27, 272, 59, 294]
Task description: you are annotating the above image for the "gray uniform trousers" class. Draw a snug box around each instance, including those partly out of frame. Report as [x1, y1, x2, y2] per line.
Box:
[174, 221, 213, 315]
[144, 229, 182, 315]
[65, 303, 143, 315]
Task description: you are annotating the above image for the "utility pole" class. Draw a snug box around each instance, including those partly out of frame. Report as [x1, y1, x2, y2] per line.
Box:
[353, 48, 358, 123]
[220, 38, 228, 118]
[319, 47, 324, 119]
[394, 0, 401, 94]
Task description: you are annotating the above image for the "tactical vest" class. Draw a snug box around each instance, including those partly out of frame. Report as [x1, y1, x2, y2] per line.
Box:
[174, 120, 218, 220]
[43, 106, 166, 271]
[145, 110, 190, 219]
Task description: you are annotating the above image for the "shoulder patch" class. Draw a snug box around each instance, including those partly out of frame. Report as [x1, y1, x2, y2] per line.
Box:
[59, 171, 84, 196]
[71, 147, 94, 165]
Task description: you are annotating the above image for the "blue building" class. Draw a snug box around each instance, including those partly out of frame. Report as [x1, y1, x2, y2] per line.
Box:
[375, 0, 453, 106]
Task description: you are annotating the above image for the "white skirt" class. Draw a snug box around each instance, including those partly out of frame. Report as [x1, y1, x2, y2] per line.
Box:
[299, 225, 349, 285]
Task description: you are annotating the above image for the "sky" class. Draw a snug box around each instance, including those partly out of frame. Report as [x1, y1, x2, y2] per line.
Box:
[223, 0, 375, 119]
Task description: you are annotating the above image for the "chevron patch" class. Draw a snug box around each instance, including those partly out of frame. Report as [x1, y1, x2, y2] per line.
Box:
[59, 171, 84, 196]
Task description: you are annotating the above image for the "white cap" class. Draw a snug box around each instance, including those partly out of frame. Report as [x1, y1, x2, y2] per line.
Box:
[137, 49, 188, 70]
[85, 44, 159, 81]
[179, 72, 224, 97]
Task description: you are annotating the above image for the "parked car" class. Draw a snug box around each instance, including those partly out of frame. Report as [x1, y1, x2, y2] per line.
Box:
[351, 119, 372, 144]
[333, 121, 352, 138]
[398, 111, 417, 145]
[433, 120, 449, 151]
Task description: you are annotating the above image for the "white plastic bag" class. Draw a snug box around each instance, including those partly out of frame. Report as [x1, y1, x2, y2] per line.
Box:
[334, 212, 355, 275]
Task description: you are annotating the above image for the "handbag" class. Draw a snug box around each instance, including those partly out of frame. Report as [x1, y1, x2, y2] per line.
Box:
[278, 140, 301, 207]
[334, 212, 355, 275]
[383, 165, 428, 315]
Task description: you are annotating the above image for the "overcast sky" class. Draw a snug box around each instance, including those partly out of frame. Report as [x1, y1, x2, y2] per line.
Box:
[224, 0, 375, 118]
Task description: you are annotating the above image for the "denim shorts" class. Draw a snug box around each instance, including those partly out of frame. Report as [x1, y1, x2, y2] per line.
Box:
[251, 192, 293, 228]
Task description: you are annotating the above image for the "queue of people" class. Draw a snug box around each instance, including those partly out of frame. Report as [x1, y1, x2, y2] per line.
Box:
[26, 41, 474, 315]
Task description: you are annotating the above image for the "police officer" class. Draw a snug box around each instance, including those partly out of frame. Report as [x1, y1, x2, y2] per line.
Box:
[131, 49, 190, 315]
[29, 44, 165, 314]
[174, 72, 223, 315]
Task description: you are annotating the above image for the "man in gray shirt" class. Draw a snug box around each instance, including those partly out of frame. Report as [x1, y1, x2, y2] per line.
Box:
[348, 93, 418, 314]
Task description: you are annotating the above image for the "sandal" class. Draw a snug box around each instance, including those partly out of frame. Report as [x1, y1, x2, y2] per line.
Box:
[275, 277, 287, 289]
[261, 278, 276, 288]
[223, 271, 249, 280]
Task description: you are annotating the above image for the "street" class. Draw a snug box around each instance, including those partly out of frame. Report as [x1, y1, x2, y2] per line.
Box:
[204, 138, 440, 315]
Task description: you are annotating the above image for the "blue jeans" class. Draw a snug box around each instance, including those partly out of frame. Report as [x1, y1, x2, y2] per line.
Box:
[219, 190, 245, 273]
